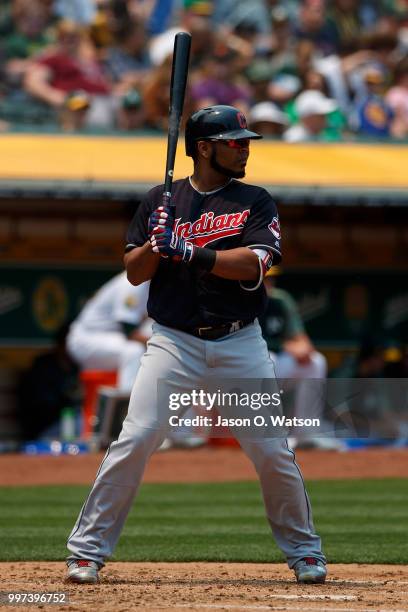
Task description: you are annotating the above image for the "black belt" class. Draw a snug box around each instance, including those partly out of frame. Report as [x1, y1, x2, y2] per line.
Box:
[188, 319, 253, 341]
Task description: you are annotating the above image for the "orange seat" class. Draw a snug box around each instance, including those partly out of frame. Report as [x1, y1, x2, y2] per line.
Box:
[80, 370, 118, 438]
[208, 409, 240, 447]
[208, 437, 240, 448]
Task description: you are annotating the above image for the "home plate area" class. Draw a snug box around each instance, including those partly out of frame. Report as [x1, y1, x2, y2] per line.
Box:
[1, 562, 407, 611]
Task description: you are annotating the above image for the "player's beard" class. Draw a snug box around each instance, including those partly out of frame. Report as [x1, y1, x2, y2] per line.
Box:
[210, 149, 246, 179]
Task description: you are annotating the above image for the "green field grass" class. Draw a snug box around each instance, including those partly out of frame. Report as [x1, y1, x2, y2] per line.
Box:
[0, 479, 407, 564]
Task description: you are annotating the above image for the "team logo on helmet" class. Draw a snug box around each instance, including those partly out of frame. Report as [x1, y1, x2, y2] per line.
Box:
[237, 112, 247, 128]
[268, 216, 281, 240]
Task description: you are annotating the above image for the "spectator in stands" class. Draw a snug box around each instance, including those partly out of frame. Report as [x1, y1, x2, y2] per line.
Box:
[101, 15, 149, 129]
[212, 0, 271, 35]
[114, 86, 144, 129]
[246, 59, 275, 106]
[326, 0, 367, 54]
[148, 9, 215, 69]
[24, 18, 114, 129]
[147, 0, 177, 36]
[267, 39, 312, 107]
[143, 54, 194, 130]
[267, 7, 298, 75]
[286, 68, 347, 136]
[284, 89, 339, 142]
[103, 17, 151, 94]
[53, 0, 96, 25]
[352, 64, 395, 138]
[0, 0, 405, 137]
[187, 13, 217, 69]
[248, 100, 288, 136]
[190, 48, 252, 112]
[0, 0, 53, 98]
[265, 0, 299, 26]
[293, 0, 338, 56]
[386, 58, 408, 138]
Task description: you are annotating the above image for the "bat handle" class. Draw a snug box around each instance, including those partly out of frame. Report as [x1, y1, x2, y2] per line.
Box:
[163, 191, 176, 211]
[163, 191, 172, 207]
[159, 190, 174, 260]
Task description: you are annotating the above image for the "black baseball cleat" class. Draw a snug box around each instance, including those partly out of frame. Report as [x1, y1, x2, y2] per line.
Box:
[294, 557, 327, 584]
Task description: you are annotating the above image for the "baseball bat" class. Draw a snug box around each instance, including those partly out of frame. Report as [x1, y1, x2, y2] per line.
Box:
[163, 31, 191, 209]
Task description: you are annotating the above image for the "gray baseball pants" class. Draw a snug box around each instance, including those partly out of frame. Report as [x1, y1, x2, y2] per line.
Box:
[67, 321, 325, 568]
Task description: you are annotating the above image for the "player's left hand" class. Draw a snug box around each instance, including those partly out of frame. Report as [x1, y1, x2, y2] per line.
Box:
[148, 205, 173, 237]
[150, 225, 194, 262]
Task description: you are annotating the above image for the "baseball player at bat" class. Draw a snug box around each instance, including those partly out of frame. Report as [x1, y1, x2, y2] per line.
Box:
[66, 105, 327, 585]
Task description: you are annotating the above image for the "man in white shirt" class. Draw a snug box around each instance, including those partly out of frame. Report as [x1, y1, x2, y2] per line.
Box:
[67, 272, 151, 392]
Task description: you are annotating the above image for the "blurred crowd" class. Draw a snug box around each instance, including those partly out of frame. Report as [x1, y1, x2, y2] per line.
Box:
[0, 0, 408, 139]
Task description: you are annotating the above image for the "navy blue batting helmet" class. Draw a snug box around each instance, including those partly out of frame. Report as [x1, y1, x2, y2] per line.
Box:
[185, 105, 262, 157]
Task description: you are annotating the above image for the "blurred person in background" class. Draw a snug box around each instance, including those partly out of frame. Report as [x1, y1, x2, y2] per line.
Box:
[312, 44, 377, 116]
[67, 272, 206, 448]
[284, 89, 340, 142]
[286, 68, 347, 136]
[0, 0, 53, 102]
[24, 18, 114, 129]
[127, 0, 156, 23]
[146, 0, 177, 36]
[352, 64, 396, 137]
[259, 268, 342, 450]
[142, 53, 173, 130]
[17, 323, 80, 442]
[248, 100, 288, 136]
[53, 0, 96, 25]
[267, 7, 298, 75]
[67, 273, 151, 394]
[212, 0, 271, 36]
[184, 10, 218, 70]
[190, 47, 252, 113]
[148, 7, 215, 68]
[143, 53, 194, 130]
[116, 87, 145, 130]
[326, 0, 371, 55]
[386, 58, 408, 138]
[293, 0, 338, 57]
[103, 15, 151, 92]
[267, 38, 315, 107]
[266, 0, 300, 23]
[221, 19, 261, 61]
[343, 30, 401, 105]
[245, 58, 275, 104]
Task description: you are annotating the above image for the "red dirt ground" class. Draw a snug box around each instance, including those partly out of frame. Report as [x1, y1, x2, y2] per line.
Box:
[1, 562, 407, 612]
[1, 447, 407, 486]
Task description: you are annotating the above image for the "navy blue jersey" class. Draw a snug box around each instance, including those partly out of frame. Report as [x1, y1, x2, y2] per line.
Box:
[126, 177, 282, 329]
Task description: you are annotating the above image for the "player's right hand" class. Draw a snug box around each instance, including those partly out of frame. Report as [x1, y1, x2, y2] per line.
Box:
[149, 225, 193, 262]
[148, 205, 174, 237]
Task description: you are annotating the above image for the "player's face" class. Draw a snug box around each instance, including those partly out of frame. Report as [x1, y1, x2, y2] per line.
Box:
[209, 138, 250, 179]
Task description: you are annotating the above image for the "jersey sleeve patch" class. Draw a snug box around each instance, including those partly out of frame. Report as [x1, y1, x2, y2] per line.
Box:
[268, 216, 281, 240]
[239, 190, 282, 264]
[239, 247, 273, 292]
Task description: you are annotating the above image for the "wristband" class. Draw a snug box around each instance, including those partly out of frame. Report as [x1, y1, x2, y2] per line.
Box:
[188, 246, 216, 272]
